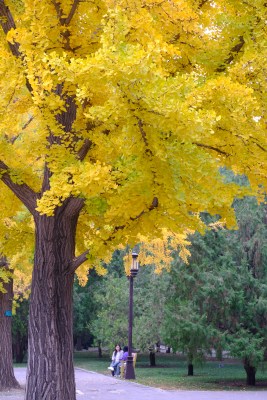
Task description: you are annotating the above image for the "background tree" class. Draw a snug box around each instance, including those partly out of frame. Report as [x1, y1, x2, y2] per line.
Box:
[133, 267, 170, 367]
[0, 258, 20, 390]
[162, 256, 215, 376]
[73, 273, 102, 351]
[89, 252, 129, 353]
[226, 197, 267, 385]
[89, 249, 170, 366]
[162, 196, 267, 385]
[0, 187, 32, 390]
[0, 1, 266, 399]
[12, 296, 29, 364]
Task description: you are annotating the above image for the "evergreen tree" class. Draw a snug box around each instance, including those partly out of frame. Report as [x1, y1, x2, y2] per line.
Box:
[162, 197, 267, 384]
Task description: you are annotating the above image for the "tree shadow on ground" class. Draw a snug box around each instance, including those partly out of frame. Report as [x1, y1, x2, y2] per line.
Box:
[214, 380, 267, 390]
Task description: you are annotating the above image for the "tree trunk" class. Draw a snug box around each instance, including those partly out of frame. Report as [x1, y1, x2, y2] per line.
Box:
[75, 336, 82, 351]
[187, 351, 194, 376]
[188, 363, 194, 376]
[244, 358, 256, 386]
[149, 351, 156, 367]
[13, 338, 27, 363]
[25, 211, 79, 400]
[0, 261, 20, 390]
[98, 341, 102, 358]
[216, 345, 223, 361]
[12, 296, 28, 364]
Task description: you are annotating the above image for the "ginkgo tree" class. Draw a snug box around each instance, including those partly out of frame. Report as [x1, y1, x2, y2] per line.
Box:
[0, 1, 266, 399]
[0, 185, 33, 390]
[0, 257, 20, 391]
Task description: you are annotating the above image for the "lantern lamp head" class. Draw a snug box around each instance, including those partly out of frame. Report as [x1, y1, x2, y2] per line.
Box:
[131, 250, 139, 275]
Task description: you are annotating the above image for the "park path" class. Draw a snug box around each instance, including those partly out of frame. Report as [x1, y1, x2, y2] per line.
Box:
[0, 367, 266, 400]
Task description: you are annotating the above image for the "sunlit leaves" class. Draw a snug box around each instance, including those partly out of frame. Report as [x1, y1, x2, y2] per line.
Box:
[0, 0, 266, 282]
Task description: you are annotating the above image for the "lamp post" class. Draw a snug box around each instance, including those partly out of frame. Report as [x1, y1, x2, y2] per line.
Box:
[125, 249, 139, 380]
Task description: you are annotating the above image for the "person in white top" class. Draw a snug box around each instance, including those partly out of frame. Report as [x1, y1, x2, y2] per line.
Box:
[108, 344, 123, 376]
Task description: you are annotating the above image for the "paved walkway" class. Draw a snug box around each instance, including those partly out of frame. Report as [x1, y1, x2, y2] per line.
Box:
[0, 368, 266, 400]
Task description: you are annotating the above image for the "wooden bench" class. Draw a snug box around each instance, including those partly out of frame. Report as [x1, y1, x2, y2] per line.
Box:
[120, 353, 137, 377]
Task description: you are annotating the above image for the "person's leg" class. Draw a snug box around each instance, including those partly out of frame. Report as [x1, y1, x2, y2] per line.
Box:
[114, 362, 120, 376]
[108, 361, 115, 372]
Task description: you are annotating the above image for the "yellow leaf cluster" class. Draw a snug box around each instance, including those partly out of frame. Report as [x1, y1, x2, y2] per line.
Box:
[0, 0, 266, 284]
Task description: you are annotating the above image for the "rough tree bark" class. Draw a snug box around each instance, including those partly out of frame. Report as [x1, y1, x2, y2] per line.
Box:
[0, 259, 20, 391]
[25, 204, 83, 400]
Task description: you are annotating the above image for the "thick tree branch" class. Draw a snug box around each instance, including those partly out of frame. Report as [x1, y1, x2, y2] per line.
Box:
[69, 250, 89, 274]
[0, 1, 32, 92]
[68, 195, 158, 272]
[77, 138, 93, 161]
[0, 1, 20, 56]
[63, 197, 84, 217]
[41, 163, 52, 193]
[0, 160, 38, 214]
[0, 256, 7, 268]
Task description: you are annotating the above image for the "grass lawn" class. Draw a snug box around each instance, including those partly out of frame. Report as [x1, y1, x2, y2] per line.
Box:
[74, 350, 267, 391]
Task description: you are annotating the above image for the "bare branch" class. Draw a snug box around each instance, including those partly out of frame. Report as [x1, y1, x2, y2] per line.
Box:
[5, 116, 34, 144]
[51, 0, 80, 26]
[217, 36, 245, 73]
[51, 0, 62, 19]
[130, 196, 158, 220]
[0, 160, 38, 214]
[22, 116, 34, 131]
[253, 142, 266, 152]
[137, 118, 153, 156]
[64, 0, 80, 26]
[193, 142, 230, 156]
[198, 0, 209, 8]
[104, 196, 159, 242]
[51, 0, 80, 50]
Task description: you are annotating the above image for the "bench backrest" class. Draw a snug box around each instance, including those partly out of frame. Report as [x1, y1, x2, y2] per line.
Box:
[120, 353, 138, 377]
[132, 352, 137, 367]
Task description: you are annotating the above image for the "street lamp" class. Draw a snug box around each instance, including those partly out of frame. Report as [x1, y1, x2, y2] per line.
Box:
[125, 249, 139, 380]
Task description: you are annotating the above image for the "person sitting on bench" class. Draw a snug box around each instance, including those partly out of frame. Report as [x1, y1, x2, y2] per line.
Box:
[108, 344, 123, 376]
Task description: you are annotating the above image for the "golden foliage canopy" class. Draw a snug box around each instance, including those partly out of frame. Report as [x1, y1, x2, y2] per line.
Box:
[0, 0, 266, 274]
